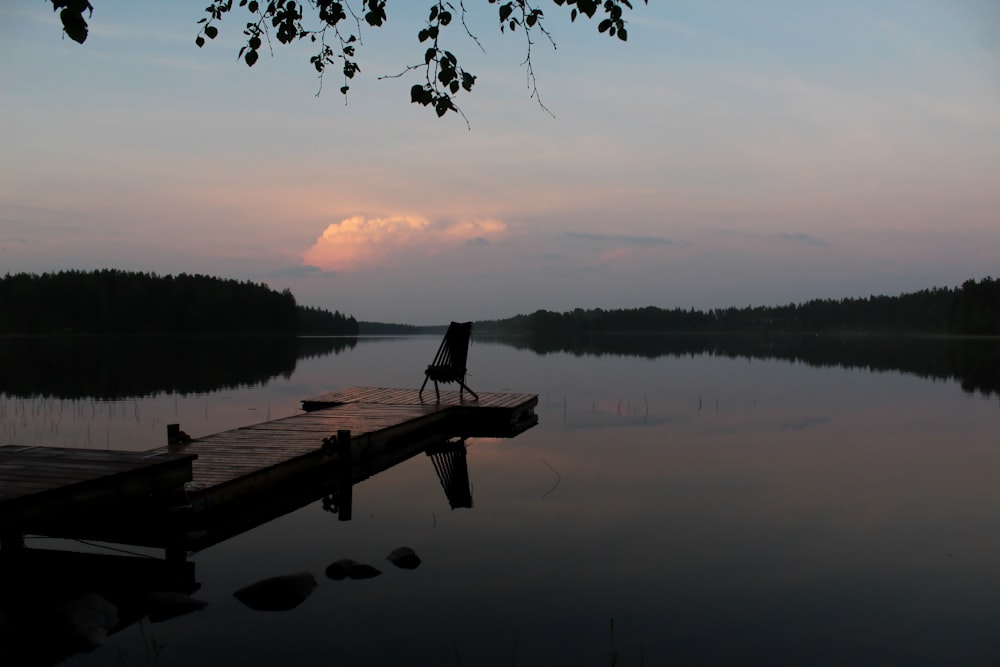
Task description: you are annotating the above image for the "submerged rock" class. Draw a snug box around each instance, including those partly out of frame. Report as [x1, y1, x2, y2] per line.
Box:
[233, 572, 317, 611]
[386, 546, 421, 570]
[325, 559, 382, 580]
[56, 593, 118, 648]
[147, 592, 209, 623]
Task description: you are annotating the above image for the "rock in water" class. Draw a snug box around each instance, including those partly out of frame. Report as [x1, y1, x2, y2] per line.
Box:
[325, 558, 382, 580]
[386, 546, 421, 570]
[56, 594, 118, 648]
[347, 563, 382, 579]
[148, 592, 209, 623]
[233, 572, 318, 611]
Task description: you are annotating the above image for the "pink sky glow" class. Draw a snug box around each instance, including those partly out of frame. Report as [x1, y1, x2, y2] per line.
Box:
[1, 1, 998, 323]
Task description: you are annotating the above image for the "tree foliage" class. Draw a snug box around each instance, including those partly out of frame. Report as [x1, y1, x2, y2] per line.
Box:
[49, 0, 647, 117]
[0, 269, 358, 335]
[477, 278, 1000, 337]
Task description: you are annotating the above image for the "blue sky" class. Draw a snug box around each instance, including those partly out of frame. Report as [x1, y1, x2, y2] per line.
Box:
[1, 1, 998, 323]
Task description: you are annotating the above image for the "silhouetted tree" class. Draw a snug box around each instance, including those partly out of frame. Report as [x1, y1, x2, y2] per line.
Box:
[949, 277, 1000, 335]
[48, 0, 647, 118]
[0, 269, 357, 335]
[477, 282, 991, 337]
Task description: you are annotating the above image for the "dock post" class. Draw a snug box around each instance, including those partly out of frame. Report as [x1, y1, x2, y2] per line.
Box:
[167, 424, 191, 445]
[165, 545, 188, 564]
[337, 487, 353, 521]
[337, 430, 351, 459]
[337, 430, 352, 521]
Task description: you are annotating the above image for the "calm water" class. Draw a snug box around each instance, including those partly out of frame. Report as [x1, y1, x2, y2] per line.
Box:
[2, 335, 999, 666]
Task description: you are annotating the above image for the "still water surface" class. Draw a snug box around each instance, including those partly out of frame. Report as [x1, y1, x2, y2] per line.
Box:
[2, 335, 999, 665]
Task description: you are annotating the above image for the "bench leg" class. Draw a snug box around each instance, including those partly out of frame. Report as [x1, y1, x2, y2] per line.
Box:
[459, 381, 479, 400]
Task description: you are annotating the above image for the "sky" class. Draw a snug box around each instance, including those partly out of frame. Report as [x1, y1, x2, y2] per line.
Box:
[1, 1, 998, 324]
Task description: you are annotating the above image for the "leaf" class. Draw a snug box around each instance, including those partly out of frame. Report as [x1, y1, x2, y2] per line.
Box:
[59, 7, 88, 44]
[196, 35, 206, 47]
[578, 0, 598, 17]
[245, 48, 259, 66]
[410, 84, 431, 105]
[205, 25, 219, 39]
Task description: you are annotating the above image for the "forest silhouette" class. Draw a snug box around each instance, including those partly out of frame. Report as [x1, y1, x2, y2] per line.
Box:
[3, 270, 995, 337]
[477, 277, 1000, 337]
[0, 270, 357, 335]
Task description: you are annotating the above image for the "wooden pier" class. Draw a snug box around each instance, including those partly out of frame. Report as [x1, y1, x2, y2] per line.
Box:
[0, 446, 196, 550]
[0, 387, 537, 555]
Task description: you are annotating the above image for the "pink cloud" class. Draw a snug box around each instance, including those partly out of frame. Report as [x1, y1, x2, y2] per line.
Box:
[302, 215, 506, 271]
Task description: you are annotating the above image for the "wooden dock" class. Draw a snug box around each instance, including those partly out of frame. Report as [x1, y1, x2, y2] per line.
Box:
[0, 387, 537, 555]
[0, 446, 196, 549]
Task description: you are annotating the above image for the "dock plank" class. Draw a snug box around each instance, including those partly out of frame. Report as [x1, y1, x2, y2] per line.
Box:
[142, 387, 536, 507]
[0, 446, 196, 533]
[2, 386, 537, 549]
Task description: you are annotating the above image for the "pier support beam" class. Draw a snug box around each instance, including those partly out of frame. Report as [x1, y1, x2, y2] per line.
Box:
[336, 430, 352, 521]
[165, 545, 188, 564]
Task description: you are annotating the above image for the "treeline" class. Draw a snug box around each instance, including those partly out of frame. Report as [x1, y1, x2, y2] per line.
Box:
[478, 278, 1000, 336]
[0, 270, 358, 335]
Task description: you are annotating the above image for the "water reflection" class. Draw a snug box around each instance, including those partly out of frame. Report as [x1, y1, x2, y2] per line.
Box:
[0, 430, 482, 665]
[1, 335, 997, 665]
[481, 332, 1000, 396]
[0, 336, 357, 399]
[3, 333, 996, 403]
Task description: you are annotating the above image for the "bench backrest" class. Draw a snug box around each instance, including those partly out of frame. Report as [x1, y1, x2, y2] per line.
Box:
[429, 321, 472, 375]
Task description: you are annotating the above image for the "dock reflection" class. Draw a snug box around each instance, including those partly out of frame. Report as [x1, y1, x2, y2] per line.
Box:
[0, 431, 485, 664]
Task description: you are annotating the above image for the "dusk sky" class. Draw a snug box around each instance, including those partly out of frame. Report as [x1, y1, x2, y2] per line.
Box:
[2, 1, 998, 324]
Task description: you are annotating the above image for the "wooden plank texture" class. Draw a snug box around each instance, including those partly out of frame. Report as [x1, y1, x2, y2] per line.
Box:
[134, 386, 537, 511]
[0, 446, 196, 531]
[1, 387, 537, 539]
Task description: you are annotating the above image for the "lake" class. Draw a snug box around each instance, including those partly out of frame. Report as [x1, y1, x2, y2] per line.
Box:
[1, 334, 999, 666]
